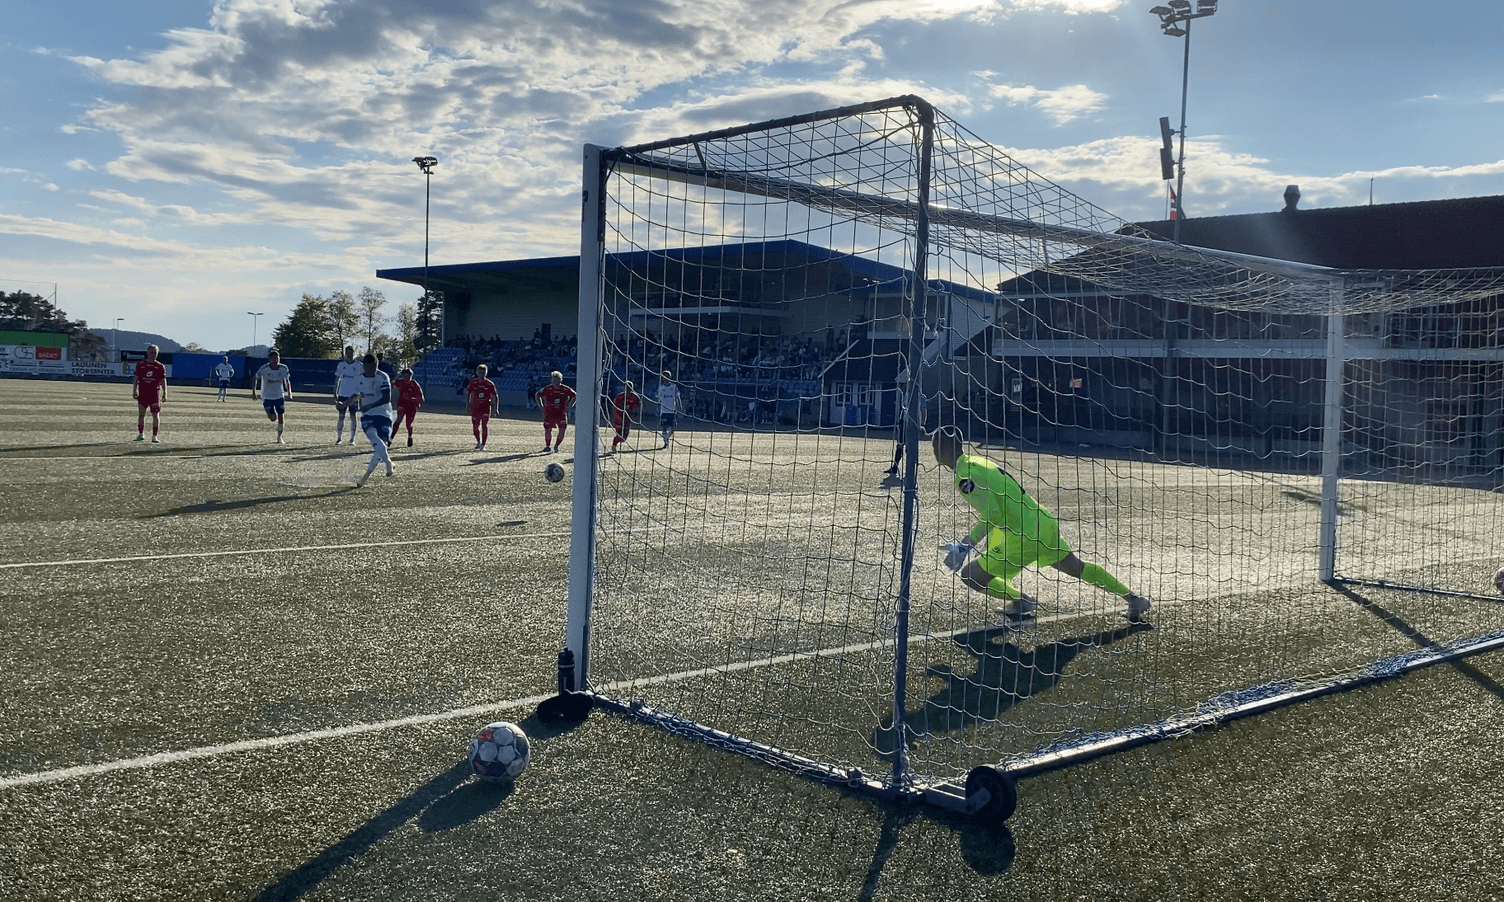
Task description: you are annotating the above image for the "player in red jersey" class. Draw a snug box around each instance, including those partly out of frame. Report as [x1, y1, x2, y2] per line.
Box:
[132, 344, 168, 443]
[465, 364, 499, 450]
[536, 370, 578, 453]
[391, 367, 425, 448]
[609, 381, 642, 452]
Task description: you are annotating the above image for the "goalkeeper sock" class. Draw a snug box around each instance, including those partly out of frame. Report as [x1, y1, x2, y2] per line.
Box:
[1080, 563, 1131, 596]
[985, 576, 1022, 599]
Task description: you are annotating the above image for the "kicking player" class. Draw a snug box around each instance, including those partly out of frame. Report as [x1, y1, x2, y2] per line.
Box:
[932, 429, 1151, 623]
[252, 349, 294, 443]
[333, 345, 362, 445]
[213, 355, 235, 402]
[391, 367, 425, 447]
[656, 370, 682, 449]
[132, 344, 167, 443]
[536, 370, 577, 453]
[465, 364, 499, 450]
[609, 381, 642, 452]
[351, 353, 395, 485]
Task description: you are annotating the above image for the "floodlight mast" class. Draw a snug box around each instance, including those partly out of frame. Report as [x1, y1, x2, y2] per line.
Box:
[1151, 0, 1217, 244]
[412, 155, 439, 349]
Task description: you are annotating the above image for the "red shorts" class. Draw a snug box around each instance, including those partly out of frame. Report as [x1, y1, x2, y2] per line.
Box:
[544, 413, 568, 427]
[470, 409, 491, 423]
[396, 405, 419, 420]
[138, 397, 162, 414]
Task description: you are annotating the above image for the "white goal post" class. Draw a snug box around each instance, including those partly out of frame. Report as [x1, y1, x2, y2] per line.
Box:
[554, 96, 1504, 820]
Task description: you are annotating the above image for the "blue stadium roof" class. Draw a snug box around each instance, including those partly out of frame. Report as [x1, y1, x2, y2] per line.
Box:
[377, 239, 997, 302]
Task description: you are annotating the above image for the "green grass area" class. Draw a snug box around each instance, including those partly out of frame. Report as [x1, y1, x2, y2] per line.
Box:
[2, 378, 1503, 901]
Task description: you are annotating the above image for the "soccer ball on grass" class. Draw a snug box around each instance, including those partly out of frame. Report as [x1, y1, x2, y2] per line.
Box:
[544, 462, 566, 483]
[469, 721, 530, 782]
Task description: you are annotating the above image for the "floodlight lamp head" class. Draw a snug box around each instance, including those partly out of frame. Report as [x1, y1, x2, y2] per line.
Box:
[412, 155, 438, 174]
[1168, 0, 1191, 10]
[1162, 24, 1187, 35]
[1197, 0, 1217, 12]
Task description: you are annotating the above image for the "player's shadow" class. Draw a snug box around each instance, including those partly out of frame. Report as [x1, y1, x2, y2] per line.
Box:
[0, 442, 121, 454]
[461, 452, 536, 465]
[389, 448, 473, 461]
[201, 446, 305, 457]
[145, 488, 356, 517]
[871, 621, 1153, 755]
[288, 451, 365, 462]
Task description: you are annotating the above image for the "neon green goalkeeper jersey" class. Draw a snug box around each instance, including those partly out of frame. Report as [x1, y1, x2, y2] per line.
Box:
[954, 454, 1059, 546]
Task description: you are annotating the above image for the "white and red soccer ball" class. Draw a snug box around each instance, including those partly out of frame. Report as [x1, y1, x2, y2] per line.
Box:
[469, 721, 530, 782]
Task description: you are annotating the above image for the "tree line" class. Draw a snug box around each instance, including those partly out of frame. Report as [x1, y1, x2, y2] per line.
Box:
[1, 291, 106, 356]
[270, 287, 420, 364]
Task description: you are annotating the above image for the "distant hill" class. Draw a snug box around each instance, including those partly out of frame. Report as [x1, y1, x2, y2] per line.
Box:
[84, 329, 182, 353]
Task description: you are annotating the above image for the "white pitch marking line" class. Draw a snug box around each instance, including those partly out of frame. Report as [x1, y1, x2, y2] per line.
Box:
[0, 693, 555, 790]
[0, 533, 570, 570]
[0, 606, 1121, 790]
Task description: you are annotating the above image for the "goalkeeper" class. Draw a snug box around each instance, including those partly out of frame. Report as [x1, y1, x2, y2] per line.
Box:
[932, 429, 1151, 622]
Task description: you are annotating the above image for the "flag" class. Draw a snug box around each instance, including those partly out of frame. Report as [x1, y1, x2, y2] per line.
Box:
[1168, 185, 1179, 220]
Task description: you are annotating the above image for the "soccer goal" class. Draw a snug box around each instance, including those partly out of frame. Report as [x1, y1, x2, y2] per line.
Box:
[553, 95, 1504, 820]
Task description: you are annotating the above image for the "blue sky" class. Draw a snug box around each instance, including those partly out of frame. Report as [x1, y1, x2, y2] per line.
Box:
[5, 0, 1504, 351]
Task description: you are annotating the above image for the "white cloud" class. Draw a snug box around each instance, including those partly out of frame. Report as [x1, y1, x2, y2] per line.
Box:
[989, 83, 1108, 125]
[29, 0, 1504, 349]
[1010, 0, 1124, 12]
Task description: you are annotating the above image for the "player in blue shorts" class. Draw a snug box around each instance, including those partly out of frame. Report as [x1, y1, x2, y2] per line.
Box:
[213, 356, 235, 402]
[252, 349, 293, 443]
[333, 345, 363, 445]
[350, 353, 395, 485]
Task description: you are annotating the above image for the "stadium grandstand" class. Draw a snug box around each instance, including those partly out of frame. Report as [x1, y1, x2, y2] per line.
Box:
[376, 193, 1503, 457]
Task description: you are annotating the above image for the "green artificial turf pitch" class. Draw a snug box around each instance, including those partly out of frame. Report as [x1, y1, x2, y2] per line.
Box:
[2, 379, 1503, 901]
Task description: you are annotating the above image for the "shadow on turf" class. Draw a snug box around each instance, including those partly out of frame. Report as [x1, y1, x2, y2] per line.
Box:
[870, 620, 1154, 755]
[144, 488, 357, 517]
[1337, 583, 1504, 701]
[255, 711, 585, 901]
[851, 805, 1017, 898]
[460, 451, 542, 465]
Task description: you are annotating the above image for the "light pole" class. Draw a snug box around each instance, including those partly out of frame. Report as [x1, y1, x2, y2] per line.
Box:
[412, 155, 439, 350]
[1151, 0, 1217, 245]
[112, 318, 123, 359]
[248, 311, 263, 353]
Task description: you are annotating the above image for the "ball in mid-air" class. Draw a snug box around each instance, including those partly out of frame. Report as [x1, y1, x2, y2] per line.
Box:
[1495, 566, 1504, 597]
[544, 462, 566, 483]
[469, 721, 530, 782]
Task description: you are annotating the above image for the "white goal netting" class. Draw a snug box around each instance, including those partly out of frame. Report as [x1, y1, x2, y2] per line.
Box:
[564, 96, 1504, 805]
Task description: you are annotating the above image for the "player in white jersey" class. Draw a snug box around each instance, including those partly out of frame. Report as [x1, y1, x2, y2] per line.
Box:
[252, 349, 293, 443]
[332, 345, 363, 445]
[213, 356, 235, 402]
[349, 352, 395, 485]
[657, 369, 683, 449]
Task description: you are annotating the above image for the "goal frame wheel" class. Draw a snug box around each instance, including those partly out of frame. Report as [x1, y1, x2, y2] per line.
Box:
[964, 765, 1018, 823]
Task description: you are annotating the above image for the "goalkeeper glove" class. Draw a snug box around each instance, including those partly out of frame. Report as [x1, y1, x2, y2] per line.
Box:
[944, 539, 974, 572]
